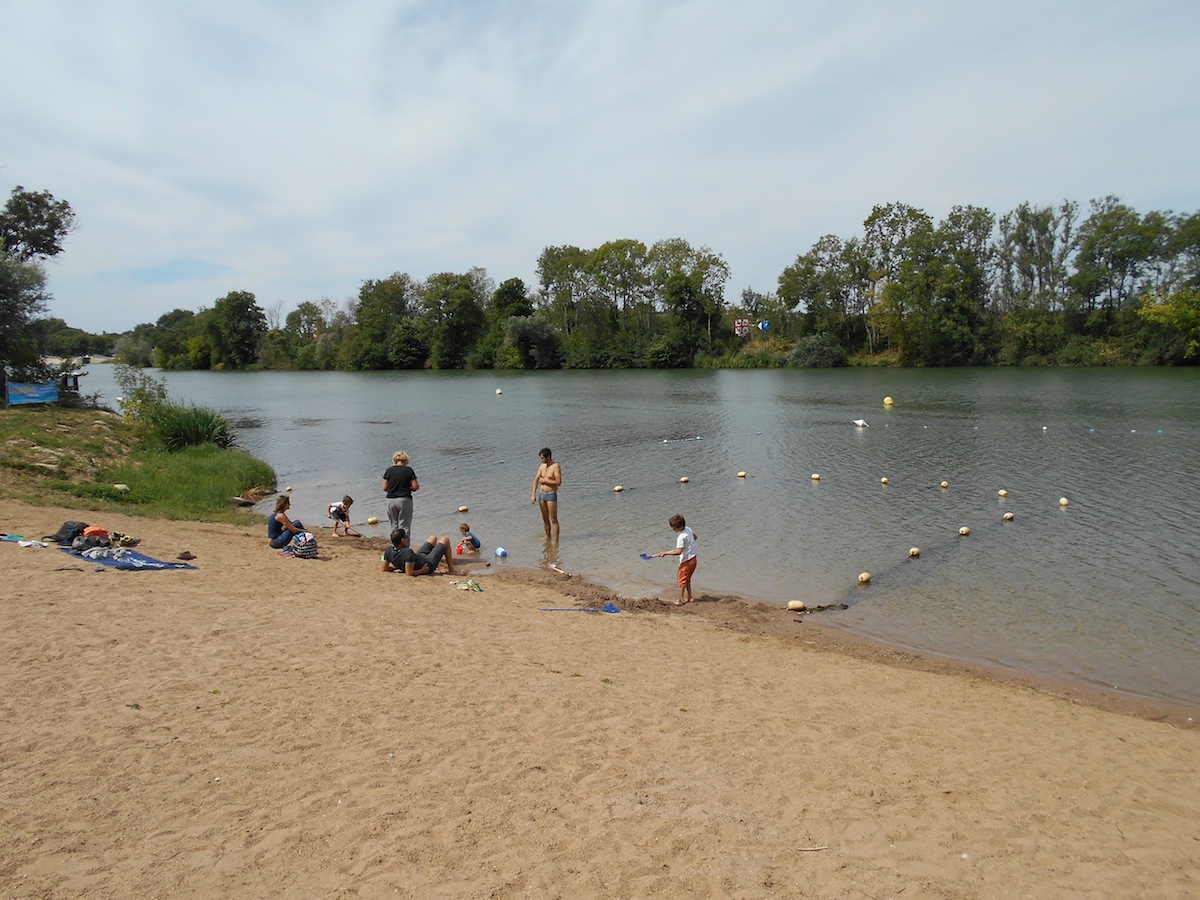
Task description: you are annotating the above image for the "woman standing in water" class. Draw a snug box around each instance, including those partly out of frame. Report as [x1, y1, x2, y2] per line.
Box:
[382, 451, 419, 536]
[531, 447, 562, 541]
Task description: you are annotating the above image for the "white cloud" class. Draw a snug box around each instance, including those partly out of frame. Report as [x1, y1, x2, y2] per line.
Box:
[3, 0, 1198, 331]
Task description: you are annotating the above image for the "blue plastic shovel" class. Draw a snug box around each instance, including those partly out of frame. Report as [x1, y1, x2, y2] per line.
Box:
[539, 602, 620, 613]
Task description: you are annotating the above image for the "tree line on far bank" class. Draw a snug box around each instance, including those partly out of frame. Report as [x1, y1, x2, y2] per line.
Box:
[11, 189, 1200, 374]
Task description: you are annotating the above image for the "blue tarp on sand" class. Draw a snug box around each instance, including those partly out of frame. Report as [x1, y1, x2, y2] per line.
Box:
[58, 547, 197, 570]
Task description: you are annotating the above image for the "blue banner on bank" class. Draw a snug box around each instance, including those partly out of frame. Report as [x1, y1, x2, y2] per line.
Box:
[6, 382, 59, 405]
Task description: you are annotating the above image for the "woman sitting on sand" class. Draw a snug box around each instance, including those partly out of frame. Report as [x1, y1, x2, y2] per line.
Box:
[267, 495, 306, 549]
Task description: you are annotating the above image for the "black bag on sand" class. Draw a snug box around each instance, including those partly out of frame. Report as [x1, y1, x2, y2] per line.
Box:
[46, 521, 89, 545]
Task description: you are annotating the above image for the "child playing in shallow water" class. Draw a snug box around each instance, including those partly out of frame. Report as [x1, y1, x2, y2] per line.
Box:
[653, 513, 698, 605]
[457, 522, 481, 555]
[327, 495, 362, 537]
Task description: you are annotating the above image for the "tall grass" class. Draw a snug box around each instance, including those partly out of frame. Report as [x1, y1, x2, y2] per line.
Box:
[95, 444, 277, 519]
[151, 402, 237, 450]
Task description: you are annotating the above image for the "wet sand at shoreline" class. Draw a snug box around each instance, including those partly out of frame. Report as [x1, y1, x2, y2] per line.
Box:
[1, 499, 1197, 898]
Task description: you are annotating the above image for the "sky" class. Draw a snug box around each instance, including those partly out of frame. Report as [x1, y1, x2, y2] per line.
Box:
[3, 0, 1199, 334]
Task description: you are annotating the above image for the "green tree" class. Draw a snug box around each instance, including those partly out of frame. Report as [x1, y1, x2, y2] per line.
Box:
[1070, 196, 1159, 317]
[30, 316, 95, 358]
[421, 271, 487, 369]
[151, 308, 199, 369]
[1139, 289, 1200, 361]
[0, 257, 48, 371]
[917, 204, 995, 365]
[503, 316, 562, 369]
[537, 245, 590, 338]
[779, 234, 853, 340]
[648, 239, 730, 347]
[342, 273, 417, 369]
[477, 277, 534, 367]
[0, 186, 77, 261]
[992, 200, 1078, 314]
[386, 318, 429, 369]
[862, 203, 935, 360]
[588, 239, 650, 331]
[206, 291, 266, 369]
[1, 185, 76, 377]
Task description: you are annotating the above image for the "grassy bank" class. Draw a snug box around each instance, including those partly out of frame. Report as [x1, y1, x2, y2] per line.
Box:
[0, 406, 275, 524]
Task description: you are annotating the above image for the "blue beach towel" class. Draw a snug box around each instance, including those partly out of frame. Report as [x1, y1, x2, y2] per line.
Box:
[58, 547, 197, 570]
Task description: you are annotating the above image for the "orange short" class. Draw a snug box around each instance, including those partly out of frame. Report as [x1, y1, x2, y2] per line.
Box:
[676, 556, 697, 588]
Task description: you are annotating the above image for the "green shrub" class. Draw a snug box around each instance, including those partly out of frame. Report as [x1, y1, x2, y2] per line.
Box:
[786, 334, 848, 368]
[112, 363, 168, 422]
[151, 402, 237, 450]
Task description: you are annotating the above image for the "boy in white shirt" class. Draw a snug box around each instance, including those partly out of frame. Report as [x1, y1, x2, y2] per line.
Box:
[653, 513, 698, 605]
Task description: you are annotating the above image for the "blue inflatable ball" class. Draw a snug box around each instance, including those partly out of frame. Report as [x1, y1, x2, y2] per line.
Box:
[495, 546, 507, 558]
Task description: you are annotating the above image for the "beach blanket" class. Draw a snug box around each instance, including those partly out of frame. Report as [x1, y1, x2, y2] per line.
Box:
[58, 547, 197, 571]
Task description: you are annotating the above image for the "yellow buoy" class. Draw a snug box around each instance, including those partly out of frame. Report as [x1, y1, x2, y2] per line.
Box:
[679, 476, 689, 483]
[366, 516, 379, 525]
[458, 505, 469, 513]
[998, 488, 1008, 497]
[940, 481, 949, 489]
[909, 547, 921, 558]
[811, 473, 821, 481]
[613, 485, 624, 492]
[880, 476, 889, 485]
[786, 600, 806, 611]
[737, 471, 747, 478]
[959, 526, 970, 537]
[883, 396, 894, 406]
[858, 572, 872, 585]
[1059, 497, 1069, 507]
[1003, 512, 1014, 521]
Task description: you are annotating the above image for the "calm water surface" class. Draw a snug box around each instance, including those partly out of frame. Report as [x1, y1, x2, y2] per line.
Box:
[84, 366, 1200, 708]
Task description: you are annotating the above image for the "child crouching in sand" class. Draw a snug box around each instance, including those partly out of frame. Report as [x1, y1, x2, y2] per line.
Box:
[653, 513, 698, 605]
[327, 495, 362, 537]
[457, 522, 481, 555]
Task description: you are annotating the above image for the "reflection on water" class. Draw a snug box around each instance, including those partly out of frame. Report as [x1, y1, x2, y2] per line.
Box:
[81, 365, 1200, 707]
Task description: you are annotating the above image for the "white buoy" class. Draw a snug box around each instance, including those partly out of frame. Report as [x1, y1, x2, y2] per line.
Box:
[853, 419, 869, 428]
[1003, 512, 1014, 521]
[811, 473, 821, 481]
[679, 476, 689, 483]
[458, 505, 469, 513]
[285, 486, 292, 492]
[858, 572, 872, 585]
[998, 489, 1008, 497]
[883, 396, 894, 406]
[496, 388, 502, 395]
[909, 547, 921, 558]
[737, 471, 747, 478]
[1059, 497, 1069, 507]
[940, 481, 949, 489]
[786, 600, 806, 611]
[366, 516, 379, 525]
[613, 485, 624, 492]
[881, 476, 889, 485]
[959, 526, 970, 537]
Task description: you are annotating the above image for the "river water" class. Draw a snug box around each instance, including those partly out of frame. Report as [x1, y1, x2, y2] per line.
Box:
[81, 365, 1200, 708]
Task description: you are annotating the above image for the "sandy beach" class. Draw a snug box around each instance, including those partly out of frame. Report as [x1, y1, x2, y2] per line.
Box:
[1, 498, 1197, 898]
